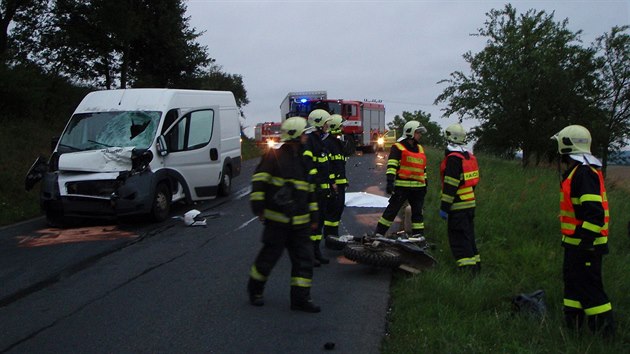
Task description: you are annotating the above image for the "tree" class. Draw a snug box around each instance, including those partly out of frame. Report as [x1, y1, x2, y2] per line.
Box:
[593, 25, 630, 172]
[0, 0, 46, 63]
[387, 110, 445, 148]
[434, 4, 601, 167]
[195, 64, 249, 112]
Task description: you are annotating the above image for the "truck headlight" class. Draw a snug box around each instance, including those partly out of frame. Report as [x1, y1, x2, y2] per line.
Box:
[266, 139, 275, 148]
[377, 137, 384, 145]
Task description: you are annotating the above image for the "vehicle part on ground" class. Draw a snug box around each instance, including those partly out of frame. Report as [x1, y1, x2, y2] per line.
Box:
[342, 233, 436, 273]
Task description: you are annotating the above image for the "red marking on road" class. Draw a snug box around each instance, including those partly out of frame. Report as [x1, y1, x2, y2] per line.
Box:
[337, 255, 357, 265]
[16, 226, 138, 248]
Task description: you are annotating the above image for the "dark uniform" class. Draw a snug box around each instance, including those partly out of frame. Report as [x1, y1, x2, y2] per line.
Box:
[560, 159, 614, 337]
[303, 131, 332, 263]
[440, 147, 480, 273]
[247, 141, 320, 312]
[374, 138, 427, 236]
[322, 133, 348, 238]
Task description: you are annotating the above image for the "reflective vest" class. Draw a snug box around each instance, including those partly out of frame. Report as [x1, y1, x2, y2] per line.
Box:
[560, 165, 609, 247]
[394, 143, 426, 185]
[440, 151, 480, 210]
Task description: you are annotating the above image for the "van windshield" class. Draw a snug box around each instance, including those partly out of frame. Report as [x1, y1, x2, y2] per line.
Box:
[59, 111, 161, 151]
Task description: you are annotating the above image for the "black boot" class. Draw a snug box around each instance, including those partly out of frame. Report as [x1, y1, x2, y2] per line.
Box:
[314, 240, 329, 265]
[290, 286, 321, 313]
[247, 278, 265, 307]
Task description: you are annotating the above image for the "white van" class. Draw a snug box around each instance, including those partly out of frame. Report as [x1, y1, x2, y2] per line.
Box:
[26, 88, 242, 225]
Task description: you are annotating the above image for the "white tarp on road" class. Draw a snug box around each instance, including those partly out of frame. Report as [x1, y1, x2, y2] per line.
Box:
[344, 192, 389, 208]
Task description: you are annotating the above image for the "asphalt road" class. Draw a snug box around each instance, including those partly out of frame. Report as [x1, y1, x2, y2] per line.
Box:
[0, 150, 395, 354]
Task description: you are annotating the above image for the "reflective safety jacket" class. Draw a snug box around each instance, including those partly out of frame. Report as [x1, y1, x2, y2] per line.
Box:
[323, 134, 348, 185]
[303, 131, 332, 191]
[560, 163, 609, 251]
[387, 140, 427, 188]
[250, 142, 319, 228]
[440, 149, 479, 212]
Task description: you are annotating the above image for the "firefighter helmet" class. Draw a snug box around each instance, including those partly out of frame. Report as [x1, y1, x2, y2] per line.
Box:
[402, 120, 427, 138]
[308, 109, 332, 128]
[281, 117, 309, 141]
[328, 114, 343, 134]
[551, 125, 591, 154]
[445, 123, 466, 145]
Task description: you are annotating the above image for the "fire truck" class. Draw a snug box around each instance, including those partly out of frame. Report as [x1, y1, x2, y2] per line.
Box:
[280, 91, 327, 120]
[254, 122, 282, 148]
[286, 97, 386, 153]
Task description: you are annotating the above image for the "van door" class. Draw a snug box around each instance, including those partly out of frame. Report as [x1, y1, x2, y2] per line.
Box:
[161, 107, 222, 200]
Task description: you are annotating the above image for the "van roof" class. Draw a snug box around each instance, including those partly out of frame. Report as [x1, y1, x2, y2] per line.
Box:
[74, 88, 236, 113]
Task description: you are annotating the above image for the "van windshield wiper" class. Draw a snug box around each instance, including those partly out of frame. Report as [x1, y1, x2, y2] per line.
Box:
[57, 143, 82, 152]
[88, 139, 114, 148]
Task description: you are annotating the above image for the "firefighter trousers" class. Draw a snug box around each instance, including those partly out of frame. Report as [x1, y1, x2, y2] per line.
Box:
[248, 224, 314, 302]
[447, 208, 480, 271]
[375, 186, 426, 236]
[323, 184, 346, 237]
[563, 247, 614, 337]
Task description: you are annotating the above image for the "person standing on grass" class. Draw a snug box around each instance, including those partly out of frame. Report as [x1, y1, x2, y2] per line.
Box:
[551, 124, 614, 338]
[247, 117, 321, 313]
[439, 123, 481, 274]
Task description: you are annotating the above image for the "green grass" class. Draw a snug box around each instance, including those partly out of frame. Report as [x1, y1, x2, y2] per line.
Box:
[383, 147, 630, 353]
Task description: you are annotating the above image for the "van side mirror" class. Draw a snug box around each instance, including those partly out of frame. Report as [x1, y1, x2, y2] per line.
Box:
[156, 135, 169, 156]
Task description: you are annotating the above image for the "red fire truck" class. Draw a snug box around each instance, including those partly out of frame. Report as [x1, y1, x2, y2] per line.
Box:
[287, 98, 386, 153]
[254, 122, 282, 148]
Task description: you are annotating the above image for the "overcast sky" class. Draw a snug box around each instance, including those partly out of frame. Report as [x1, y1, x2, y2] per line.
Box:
[184, 0, 629, 134]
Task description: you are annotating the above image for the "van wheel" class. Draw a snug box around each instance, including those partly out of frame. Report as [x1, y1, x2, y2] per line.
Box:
[46, 209, 67, 228]
[218, 167, 232, 197]
[151, 183, 171, 222]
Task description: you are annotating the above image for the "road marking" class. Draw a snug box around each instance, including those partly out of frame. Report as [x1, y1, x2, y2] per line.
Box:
[235, 186, 251, 200]
[234, 216, 259, 232]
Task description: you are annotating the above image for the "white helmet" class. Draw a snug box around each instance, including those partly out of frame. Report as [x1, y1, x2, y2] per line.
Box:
[402, 121, 427, 138]
[445, 123, 466, 145]
[551, 124, 591, 154]
[328, 114, 343, 134]
[281, 116, 309, 141]
[307, 109, 332, 128]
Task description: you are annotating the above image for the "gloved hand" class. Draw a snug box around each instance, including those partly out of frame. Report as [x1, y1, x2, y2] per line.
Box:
[439, 210, 448, 220]
[386, 182, 394, 195]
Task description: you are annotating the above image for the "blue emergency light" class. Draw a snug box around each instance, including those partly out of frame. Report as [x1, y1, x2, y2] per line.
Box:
[300, 98, 308, 103]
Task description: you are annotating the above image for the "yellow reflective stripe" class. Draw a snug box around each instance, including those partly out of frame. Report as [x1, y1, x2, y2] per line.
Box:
[335, 178, 348, 184]
[303, 150, 314, 158]
[457, 187, 473, 195]
[441, 194, 455, 203]
[456, 257, 477, 267]
[320, 183, 330, 189]
[329, 173, 336, 179]
[324, 220, 339, 227]
[561, 235, 608, 246]
[411, 222, 424, 229]
[475, 254, 481, 262]
[252, 172, 271, 182]
[250, 191, 265, 201]
[291, 277, 312, 287]
[309, 168, 317, 176]
[582, 221, 602, 233]
[559, 210, 574, 217]
[250, 265, 267, 281]
[444, 176, 459, 187]
[561, 222, 577, 231]
[451, 200, 476, 210]
[459, 192, 475, 200]
[293, 213, 310, 225]
[317, 156, 328, 163]
[594, 237, 608, 245]
[584, 303, 612, 316]
[401, 166, 424, 173]
[387, 159, 400, 167]
[309, 202, 318, 211]
[378, 217, 393, 227]
[263, 209, 290, 223]
[394, 180, 426, 187]
[564, 298, 582, 309]
[386, 168, 398, 175]
[580, 194, 603, 203]
[310, 234, 322, 241]
[406, 157, 424, 164]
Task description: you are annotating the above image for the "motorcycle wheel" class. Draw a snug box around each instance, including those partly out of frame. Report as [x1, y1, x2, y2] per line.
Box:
[343, 243, 402, 268]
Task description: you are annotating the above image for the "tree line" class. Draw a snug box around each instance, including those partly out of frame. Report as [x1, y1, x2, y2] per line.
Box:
[1, 0, 249, 112]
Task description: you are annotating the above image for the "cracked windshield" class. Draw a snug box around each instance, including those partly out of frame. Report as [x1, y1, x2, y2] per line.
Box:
[59, 111, 160, 151]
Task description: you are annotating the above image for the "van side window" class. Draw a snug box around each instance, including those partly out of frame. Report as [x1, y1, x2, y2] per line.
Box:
[166, 109, 214, 152]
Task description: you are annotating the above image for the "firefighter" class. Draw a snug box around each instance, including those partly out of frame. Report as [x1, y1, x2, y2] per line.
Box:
[374, 120, 428, 238]
[551, 125, 614, 337]
[439, 123, 481, 274]
[323, 114, 348, 242]
[247, 117, 321, 313]
[304, 109, 334, 266]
